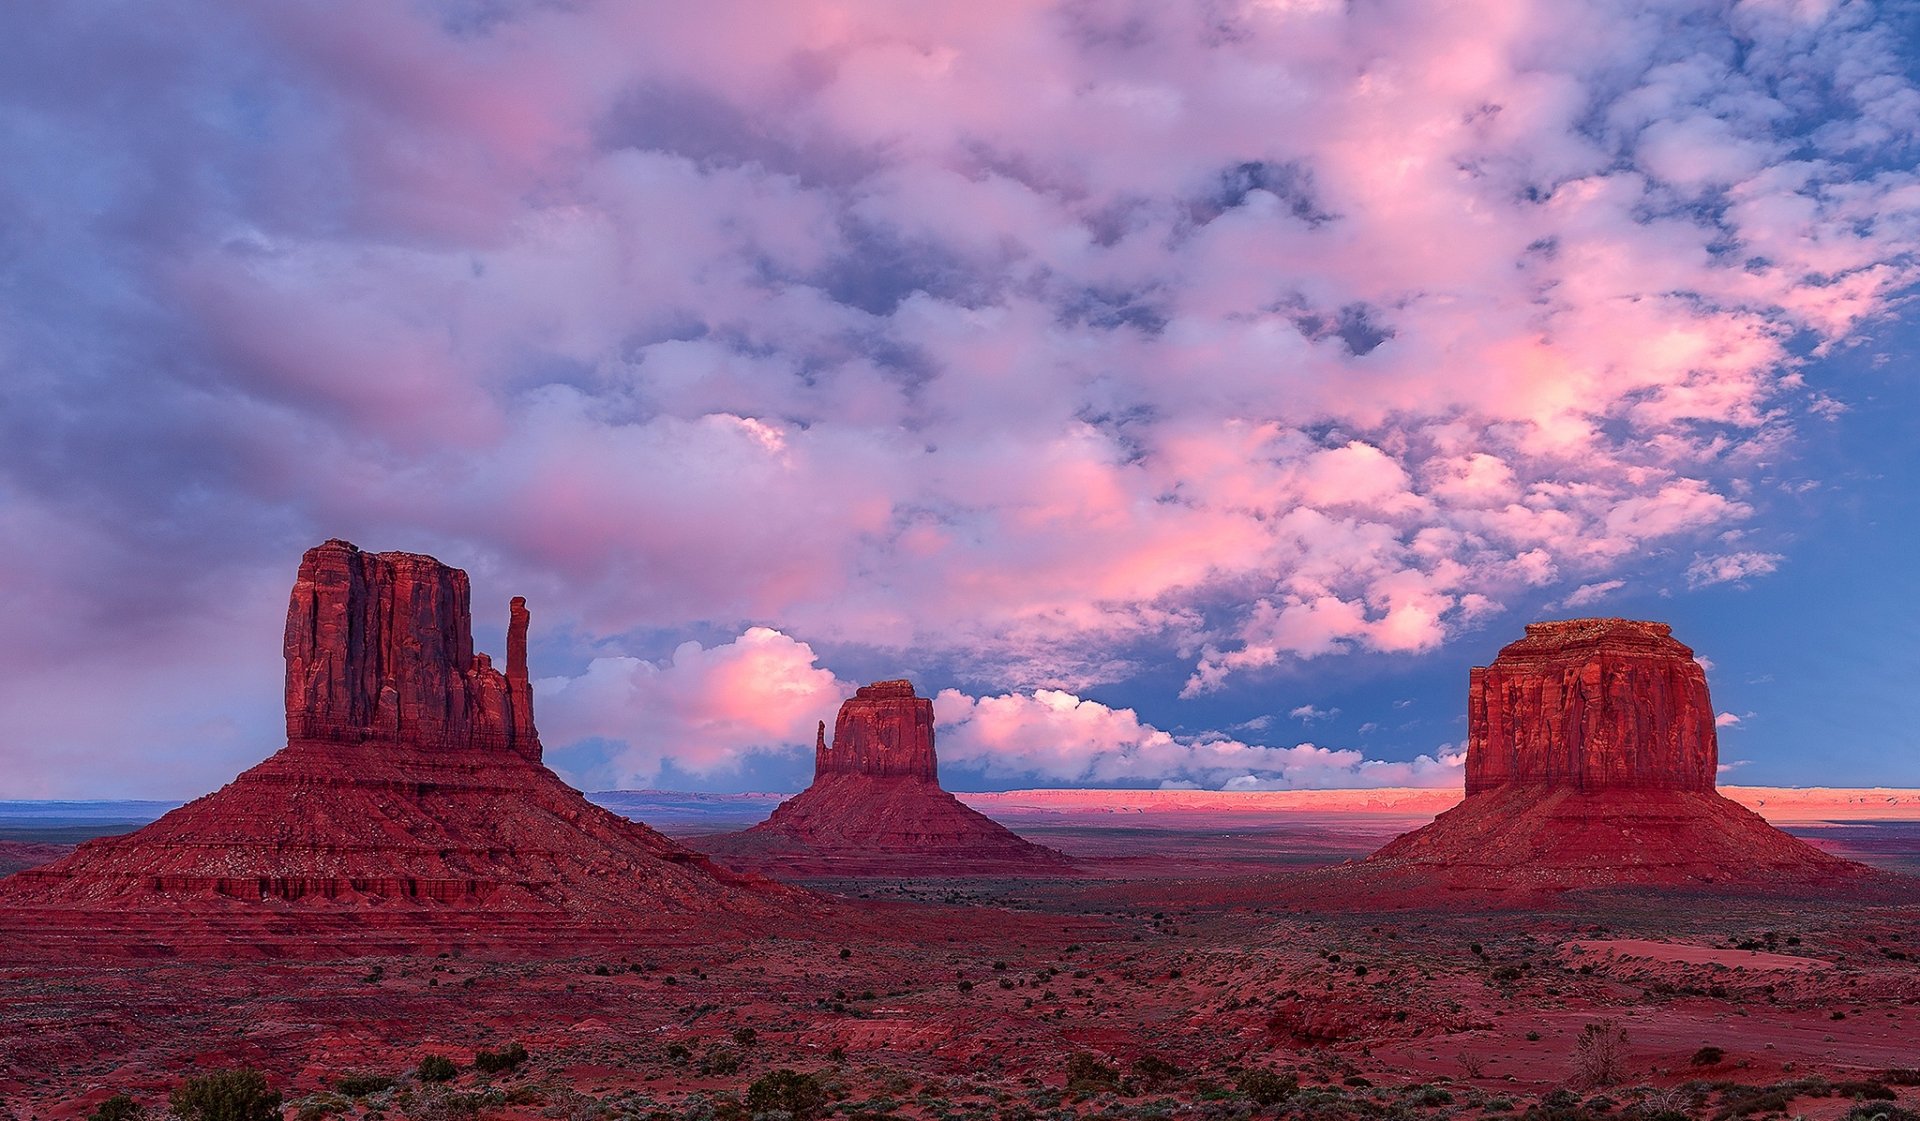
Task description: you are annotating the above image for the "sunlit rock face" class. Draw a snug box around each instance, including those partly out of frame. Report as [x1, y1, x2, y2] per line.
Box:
[713, 680, 1074, 875]
[1465, 619, 1716, 795]
[0, 540, 801, 952]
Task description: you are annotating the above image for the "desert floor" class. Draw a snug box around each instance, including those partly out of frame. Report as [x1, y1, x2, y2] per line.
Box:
[1, 796, 1917, 1121]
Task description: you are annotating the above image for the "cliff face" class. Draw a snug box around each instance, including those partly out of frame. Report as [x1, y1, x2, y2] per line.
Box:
[1465, 619, 1715, 795]
[283, 540, 539, 759]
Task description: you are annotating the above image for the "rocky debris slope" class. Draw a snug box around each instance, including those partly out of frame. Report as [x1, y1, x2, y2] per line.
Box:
[701, 681, 1074, 875]
[0, 540, 805, 952]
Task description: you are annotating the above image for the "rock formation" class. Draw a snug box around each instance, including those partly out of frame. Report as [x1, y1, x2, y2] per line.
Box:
[283, 541, 540, 758]
[0, 540, 801, 952]
[1322, 618, 1872, 900]
[1466, 619, 1715, 794]
[700, 680, 1073, 875]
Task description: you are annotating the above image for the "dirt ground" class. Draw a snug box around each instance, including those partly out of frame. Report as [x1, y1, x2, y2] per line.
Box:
[2, 807, 1918, 1121]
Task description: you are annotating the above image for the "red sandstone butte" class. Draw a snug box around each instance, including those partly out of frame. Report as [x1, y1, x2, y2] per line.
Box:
[1318, 618, 1872, 900]
[701, 681, 1074, 875]
[0, 539, 801, 953]
[1466, 620, 1715, 794]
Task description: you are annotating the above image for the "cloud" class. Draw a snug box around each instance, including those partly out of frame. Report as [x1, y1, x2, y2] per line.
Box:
[1288, 704, 1339, 723]
[1716, 711, 1744, 728]
[538, 627, 850, 786]
[1560, 580, 1627, 609]
[1, 0, 1917, 792]
[934, 689, 1463, 790]
[1687, 551, 1785, 588]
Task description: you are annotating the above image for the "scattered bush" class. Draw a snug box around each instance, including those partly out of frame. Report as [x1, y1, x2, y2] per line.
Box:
[1129, 1055, 1182, 1092]
[1690, 1046, 1725, 1067]
[746, 1069, 828, 1121]
[733, 1027, 758, 1047]
[333, 1073, 395, 1097]
[1237, 1069, 1299, 1106]
[87, 1094, 144, 1121]
[168, 1069, 282, 1121]
[416, 1054, 458, 1083]
[1064, 1053, 1120, 1095]
[1570, 1020, 1627, 1089]
[700, 1047, 742, 1077]
[472, 1041, 528, 1074]
[1842, 1106, 1920, 1121]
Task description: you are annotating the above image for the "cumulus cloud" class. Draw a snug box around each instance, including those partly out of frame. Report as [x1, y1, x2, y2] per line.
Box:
[1715, 711, 1744, 728]
[538, 627, 850, 786]
[934, 689, 1463, 790]
[0, 0, 1914, 792]
[1687, 551, 1785, 588]
[1560, 580, 1628, 609]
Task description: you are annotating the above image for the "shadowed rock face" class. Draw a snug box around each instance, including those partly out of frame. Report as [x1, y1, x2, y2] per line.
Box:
[1465, 619, 1715, 795]
[284, 540, 539, 760]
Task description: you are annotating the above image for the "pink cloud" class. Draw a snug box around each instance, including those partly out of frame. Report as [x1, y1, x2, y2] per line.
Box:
[2, 0, 1915, 792]
[538, 627, 851, 786]
[934, 688, 1463, 790]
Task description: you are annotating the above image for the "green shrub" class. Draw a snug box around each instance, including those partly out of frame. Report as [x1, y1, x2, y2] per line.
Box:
[168, 1070, 282, 1121]
[1690, 1046, 1725, 1067]
[1237, 1069, 1298, 1106]
[746, 1069, 828, 1121]
[88, 1094, 144, 1121]
[416, 1054, 458, 1083]
[472, 1041, 528, 1074]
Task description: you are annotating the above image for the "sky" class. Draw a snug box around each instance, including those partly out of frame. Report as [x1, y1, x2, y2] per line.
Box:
[1, 0, 1918, 799]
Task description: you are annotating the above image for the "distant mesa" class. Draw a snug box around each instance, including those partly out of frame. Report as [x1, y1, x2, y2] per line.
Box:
[0, 539, 802, 952]
[697, 679, 1075, 876]
[1322, 618, 1879, 900]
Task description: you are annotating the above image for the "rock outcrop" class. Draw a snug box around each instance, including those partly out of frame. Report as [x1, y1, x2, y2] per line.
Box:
[0, 540, 801, 953]
[699, 680, 1073, 876]
[1311, 618, 1873, 901]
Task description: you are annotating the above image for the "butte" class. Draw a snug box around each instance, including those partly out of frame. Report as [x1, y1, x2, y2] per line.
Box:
[0, 539, 805, 956]
[1315, 618, 1878, 901]
[699, 680, 1074, 876]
